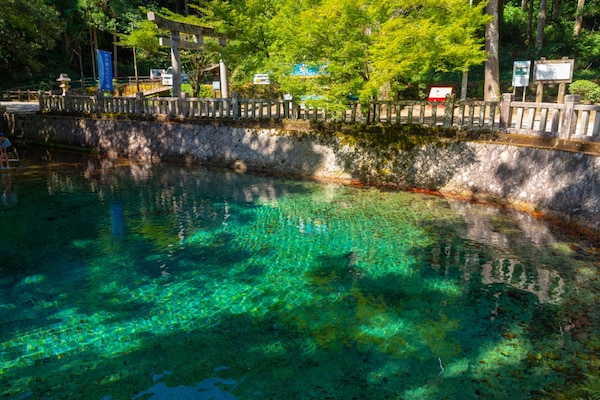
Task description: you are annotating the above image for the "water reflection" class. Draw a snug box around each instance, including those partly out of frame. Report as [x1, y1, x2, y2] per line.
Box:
[0, 171, 18, 207]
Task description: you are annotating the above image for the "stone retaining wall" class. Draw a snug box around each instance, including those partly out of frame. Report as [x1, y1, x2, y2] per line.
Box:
[12, 114, 600, 231]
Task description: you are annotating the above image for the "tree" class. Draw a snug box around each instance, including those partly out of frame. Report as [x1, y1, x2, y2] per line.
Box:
[0, 0, 64, 86]
[191, 0, 279, 84]
[367, 0, 490, 101]
[76, 0, 152, 77]
[485, 0, 500, 102]
[573, 0, 585, 36]
[535, 0, 548, 52]
[266, 0, 373, 104]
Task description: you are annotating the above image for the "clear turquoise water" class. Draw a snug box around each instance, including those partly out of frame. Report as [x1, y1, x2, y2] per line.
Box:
[1, 152, 600, 399]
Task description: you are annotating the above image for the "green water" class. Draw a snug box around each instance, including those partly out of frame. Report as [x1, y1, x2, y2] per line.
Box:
[1, 153, 600, 399]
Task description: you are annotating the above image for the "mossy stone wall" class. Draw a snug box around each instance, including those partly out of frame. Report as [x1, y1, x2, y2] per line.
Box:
[13, 114, 600, 231]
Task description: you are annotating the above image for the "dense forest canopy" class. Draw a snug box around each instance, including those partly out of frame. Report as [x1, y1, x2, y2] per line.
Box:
[0, 0, 599, 101]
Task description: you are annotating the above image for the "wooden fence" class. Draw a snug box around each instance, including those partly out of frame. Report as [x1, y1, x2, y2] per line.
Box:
[38, 92, 600, 141]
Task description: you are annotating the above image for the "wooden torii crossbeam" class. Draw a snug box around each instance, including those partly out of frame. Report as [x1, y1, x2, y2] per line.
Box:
[147, 12, 227, 98]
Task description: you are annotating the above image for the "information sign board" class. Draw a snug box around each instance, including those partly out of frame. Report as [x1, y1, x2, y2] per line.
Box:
[253, 74, 270, 85]
[533, 59, 574, 83]
[427, 87, 453, 102]
[512, 61, 531, 87]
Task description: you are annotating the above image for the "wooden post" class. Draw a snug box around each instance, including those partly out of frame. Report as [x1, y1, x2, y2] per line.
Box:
[135, 92, 143, 115]
[232, 92, 240, 119]
[170, 31, 182, 98]
[499, 93, 514, 129]
[557, 82, 566, 104]
[96, 91, 104, 114]
[147, 12, 226, 99]
[179, 92, 188, 117]
[443, 94, 455, 128]
[559, 94, 580, 139]
[535, 82, 544, 102]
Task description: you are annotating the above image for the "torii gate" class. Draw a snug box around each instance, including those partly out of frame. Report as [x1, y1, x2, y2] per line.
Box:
[147, 11, 228, 98]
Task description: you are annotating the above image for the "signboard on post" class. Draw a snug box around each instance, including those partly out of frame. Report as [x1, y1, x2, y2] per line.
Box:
[512, 61, 531, 87]
[533, 57, 575, 103]
[534, 58, 574, 83]
[253, 74, 270, 85]
[427, 87, 453, 102]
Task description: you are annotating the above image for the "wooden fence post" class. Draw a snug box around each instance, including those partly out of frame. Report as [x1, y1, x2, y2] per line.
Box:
[443, 94, 455, 128]
[96, 91, 104, 114]
[232, 92, 240, 119]
[559, 94, 581, 139]
[135, 92, 144, 115]
[38, 91, 44, 111]
[499, 93, 514, 130]
[179, 92, 189, 117]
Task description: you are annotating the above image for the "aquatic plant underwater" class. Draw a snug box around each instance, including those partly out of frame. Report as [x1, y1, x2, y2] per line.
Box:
[0, 158, 599, 399]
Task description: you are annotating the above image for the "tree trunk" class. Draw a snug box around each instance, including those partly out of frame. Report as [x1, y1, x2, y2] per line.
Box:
[485, 0, 501, 102]
[573, 0, 585, 35]
[535, 0, 547, 52]
[113, 34, 118, 78]
[91, 26, 98, 81]
[526, 0, 534, 45]
[551, 0, 561, 21]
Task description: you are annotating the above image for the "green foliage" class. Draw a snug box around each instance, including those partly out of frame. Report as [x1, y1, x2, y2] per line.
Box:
[116, 20, 162, 58]
[266, 0, 372, 105]
[365, 0, 490, 101]
[190, 0, 277, 84]
[0, 0, 64, 85]
[3, 0, 600, 96]
[181, 83, 214, 98]
[248, 0, 490, 104]
[569, 80, 600, 103]
[573, 31, 600, 71]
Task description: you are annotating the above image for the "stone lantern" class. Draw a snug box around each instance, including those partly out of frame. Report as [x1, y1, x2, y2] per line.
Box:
[57, 73, 71, 96]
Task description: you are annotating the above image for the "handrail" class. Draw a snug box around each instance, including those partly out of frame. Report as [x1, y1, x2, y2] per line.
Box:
[499, 93, 600, 140]
[37, 92, 600, 141]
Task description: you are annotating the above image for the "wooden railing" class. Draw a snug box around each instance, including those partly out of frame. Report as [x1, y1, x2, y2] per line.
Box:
[38, 92, 600, 141]
[499, 93, 600, 140]
[1, 90, 42, 102]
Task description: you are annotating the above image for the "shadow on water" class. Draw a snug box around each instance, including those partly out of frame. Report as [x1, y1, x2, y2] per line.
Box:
[0, 151, 599, 399]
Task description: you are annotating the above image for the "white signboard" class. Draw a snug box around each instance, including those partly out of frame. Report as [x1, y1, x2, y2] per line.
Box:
[253, 74, 270, 85]
[427, 86, 453, 102]
[534, 59, 574, 83]
[512, 61, 531, 87]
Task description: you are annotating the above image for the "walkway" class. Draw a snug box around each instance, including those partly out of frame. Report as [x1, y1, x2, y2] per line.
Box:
[1, 101, 39, 114]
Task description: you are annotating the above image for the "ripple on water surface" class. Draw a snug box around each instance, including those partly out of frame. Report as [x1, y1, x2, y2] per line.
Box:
[0, 157, 599, 399]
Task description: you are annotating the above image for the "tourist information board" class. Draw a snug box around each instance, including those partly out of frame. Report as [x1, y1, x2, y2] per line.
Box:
[533, 58, 574, 83]
[512, 61, 531, 88]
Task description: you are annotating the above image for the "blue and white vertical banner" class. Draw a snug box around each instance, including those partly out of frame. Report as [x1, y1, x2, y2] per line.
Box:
[97, 50, 114, 91]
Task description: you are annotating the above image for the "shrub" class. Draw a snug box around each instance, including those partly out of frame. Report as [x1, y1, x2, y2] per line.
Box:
[568, 80, 600, 103]
[588, 87, 600, 104]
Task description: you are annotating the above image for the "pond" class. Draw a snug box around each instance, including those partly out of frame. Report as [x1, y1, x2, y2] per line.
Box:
[1, 149, 600, 399]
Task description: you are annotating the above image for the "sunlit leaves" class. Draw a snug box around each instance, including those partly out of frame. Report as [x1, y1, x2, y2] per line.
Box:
[365, 0, 490, 99]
